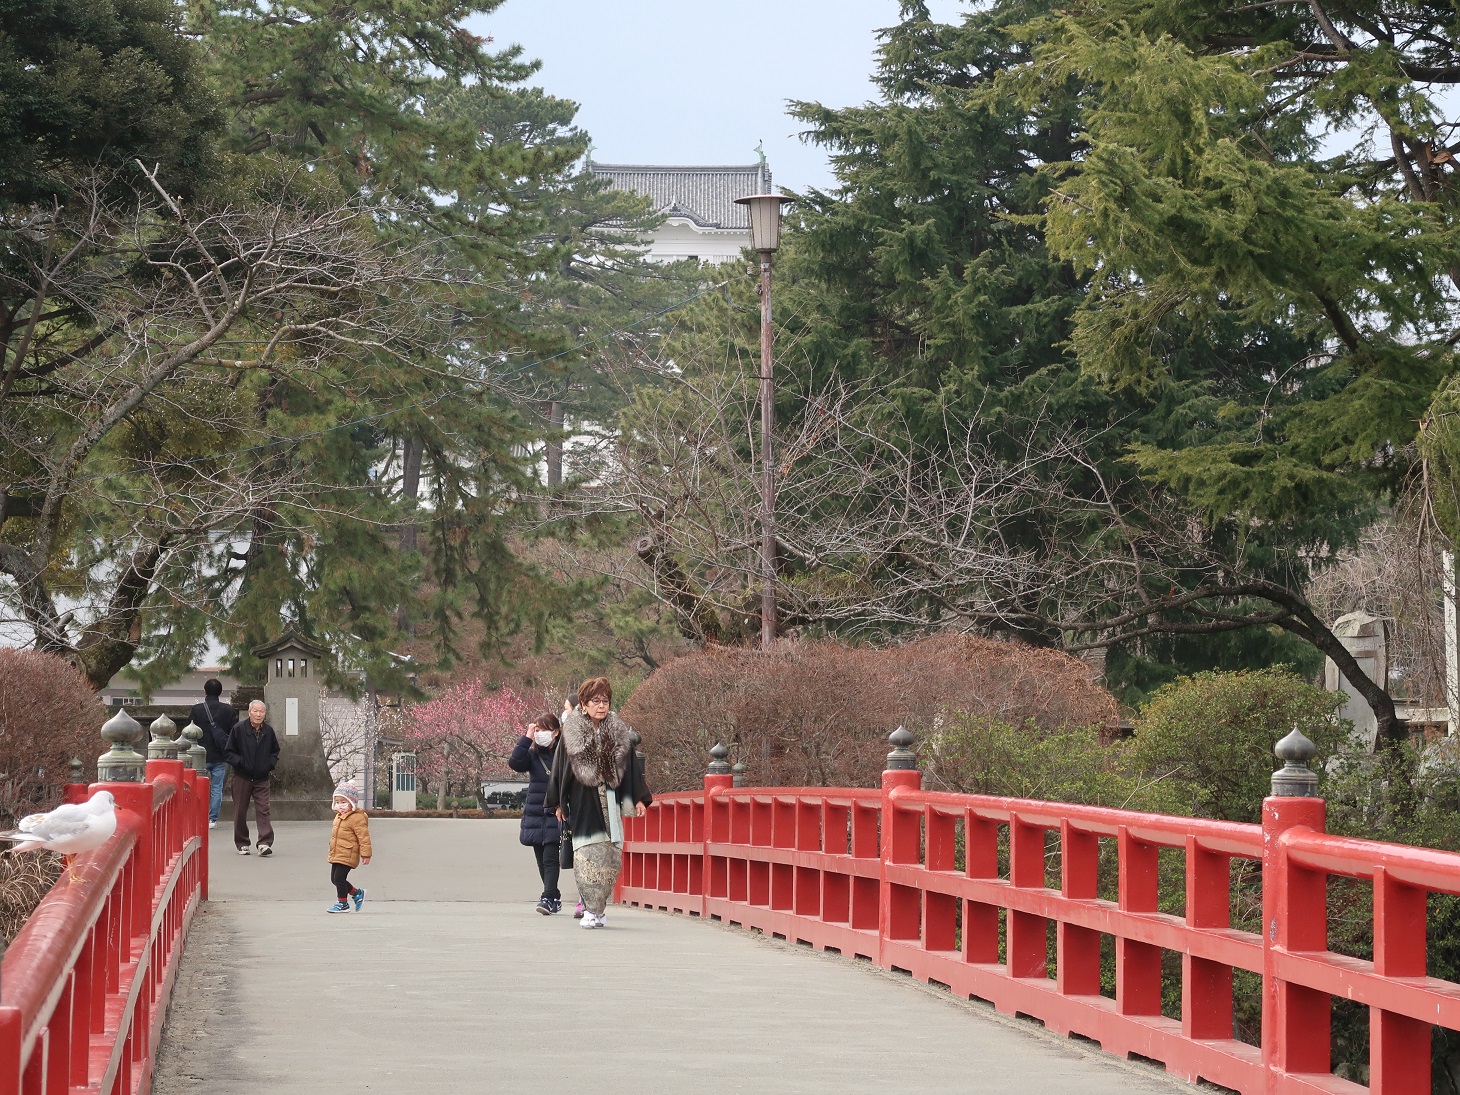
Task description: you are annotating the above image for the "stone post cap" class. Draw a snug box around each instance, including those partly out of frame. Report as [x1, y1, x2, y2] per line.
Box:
[180, 720, 208, 773]
[68, 756, 84, 781]
[148, 713, 179, 759]
[102, 708, 142, 747]
[707, 742, 731, 775]
[886, 725, 918, 771]
[98, 708, 146, 782]
[1271, 727, 1320, 798]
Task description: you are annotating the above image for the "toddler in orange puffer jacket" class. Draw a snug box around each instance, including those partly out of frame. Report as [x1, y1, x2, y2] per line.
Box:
[327, 780, 371, 913]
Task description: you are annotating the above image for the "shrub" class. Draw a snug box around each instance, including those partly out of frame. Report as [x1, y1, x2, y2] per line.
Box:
[927, 717, 1143, 806]
[1130, 667, 1348, 824]
[0, 650, 104, 827]
[621, 634, 1117, 792]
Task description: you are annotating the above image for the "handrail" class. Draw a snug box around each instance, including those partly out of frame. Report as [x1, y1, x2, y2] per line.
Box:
[619, 765, 1460, 1095]
[1282, 827, 1460, 893]
[900, 787, 1265, 857]
[5, 825, 140, 1064]
[0, 759, 208, 1095]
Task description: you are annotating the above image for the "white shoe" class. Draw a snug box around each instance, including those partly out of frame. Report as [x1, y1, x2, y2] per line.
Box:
[237, 847, 250, 855]
[580, 912, 602, 929]
[208, 821, 217, 829]
[258, 845, 272, 857]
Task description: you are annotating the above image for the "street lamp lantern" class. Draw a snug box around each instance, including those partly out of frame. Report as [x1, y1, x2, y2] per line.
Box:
[734, 192, 795, 651]
[736, 193, 795, 254]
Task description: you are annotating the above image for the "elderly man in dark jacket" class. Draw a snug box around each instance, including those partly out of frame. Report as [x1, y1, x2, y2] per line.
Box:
[188, 679, 235, 829]
[507, 713, 562, 914]
[226, 700, 280, 856]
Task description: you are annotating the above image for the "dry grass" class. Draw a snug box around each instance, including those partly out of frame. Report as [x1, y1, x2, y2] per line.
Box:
[0, 851, 62, 946]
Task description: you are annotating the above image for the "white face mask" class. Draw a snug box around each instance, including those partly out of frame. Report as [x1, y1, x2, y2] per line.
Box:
[533, 730, 555, 748]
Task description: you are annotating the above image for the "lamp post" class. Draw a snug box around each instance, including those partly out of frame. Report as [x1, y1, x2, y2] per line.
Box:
[734, 192, 794, 651]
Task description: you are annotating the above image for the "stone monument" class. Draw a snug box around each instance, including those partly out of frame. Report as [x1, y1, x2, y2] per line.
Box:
[1323, 610, 1388, 751]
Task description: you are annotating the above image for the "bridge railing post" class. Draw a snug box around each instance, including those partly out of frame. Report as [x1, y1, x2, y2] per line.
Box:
[1261, 728, 1330, 1094]
[879, 727, 921, 965]
[0, 946, 15, 1095]
[63, 757, 87, 805]
[704, 744, 733, 917]
[179, 719, 212, 901]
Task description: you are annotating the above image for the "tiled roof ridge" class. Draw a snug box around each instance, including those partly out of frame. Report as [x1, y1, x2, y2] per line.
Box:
[589, 161, 774, 230]
[591, 162, 767, 172]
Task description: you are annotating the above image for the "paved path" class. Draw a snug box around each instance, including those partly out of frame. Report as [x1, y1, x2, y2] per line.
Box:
[152, 819, 1194, 1094]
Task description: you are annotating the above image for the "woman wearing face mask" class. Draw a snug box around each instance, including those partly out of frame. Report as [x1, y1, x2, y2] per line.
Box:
[508, 713, 563, 915]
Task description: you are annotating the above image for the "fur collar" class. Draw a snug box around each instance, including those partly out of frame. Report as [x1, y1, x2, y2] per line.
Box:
[559, 709, 632, 788]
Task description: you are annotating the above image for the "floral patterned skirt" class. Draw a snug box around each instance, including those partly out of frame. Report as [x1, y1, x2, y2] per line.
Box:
[573, 840, 622, 915]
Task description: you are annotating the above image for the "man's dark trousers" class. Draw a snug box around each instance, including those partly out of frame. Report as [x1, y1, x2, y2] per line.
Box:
[233, 774, 274, 849]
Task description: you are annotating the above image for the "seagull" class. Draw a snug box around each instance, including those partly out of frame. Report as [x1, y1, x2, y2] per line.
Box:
[1, 790, 118, 882]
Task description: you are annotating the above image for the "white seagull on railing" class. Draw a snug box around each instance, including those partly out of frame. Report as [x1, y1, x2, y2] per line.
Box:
[1, 790, 118, 882]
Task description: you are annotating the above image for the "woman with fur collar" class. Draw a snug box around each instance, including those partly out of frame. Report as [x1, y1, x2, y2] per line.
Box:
[545, 676, 652, 929]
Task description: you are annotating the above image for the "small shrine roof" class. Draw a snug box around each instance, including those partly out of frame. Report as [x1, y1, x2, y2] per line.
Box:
[251, 628, 330, 659]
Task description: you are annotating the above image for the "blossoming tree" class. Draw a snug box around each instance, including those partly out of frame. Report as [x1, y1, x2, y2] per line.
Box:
[396, 681, 532, 809]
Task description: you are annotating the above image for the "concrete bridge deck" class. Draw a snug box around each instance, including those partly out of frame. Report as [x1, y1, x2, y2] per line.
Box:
[152, 819, 1195, 1094]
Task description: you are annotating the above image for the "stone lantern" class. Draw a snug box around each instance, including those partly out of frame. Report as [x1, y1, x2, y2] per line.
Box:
[249, 628, 336, 819]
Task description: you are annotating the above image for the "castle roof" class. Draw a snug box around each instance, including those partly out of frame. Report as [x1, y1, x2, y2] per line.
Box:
[589, 162, 773, 230]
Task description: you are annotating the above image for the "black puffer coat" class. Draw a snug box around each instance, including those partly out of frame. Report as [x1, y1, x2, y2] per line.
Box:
[508, 735, 560, 846]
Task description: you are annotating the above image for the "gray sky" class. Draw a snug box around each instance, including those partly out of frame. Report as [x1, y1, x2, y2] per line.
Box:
[470, 0, 965, 193]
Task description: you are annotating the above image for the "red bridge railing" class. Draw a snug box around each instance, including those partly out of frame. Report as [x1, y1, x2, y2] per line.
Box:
[0, 758, 208, 1095]
[618, 737, 1456, 1095]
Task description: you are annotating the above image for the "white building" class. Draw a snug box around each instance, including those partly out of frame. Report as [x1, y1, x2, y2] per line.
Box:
[100, 666, 237, 708]
[589, 159, 774, 264]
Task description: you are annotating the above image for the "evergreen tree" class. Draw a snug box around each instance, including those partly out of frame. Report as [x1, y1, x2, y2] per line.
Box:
[616, 2, 1379, 724]
[0, 1, 683, 692]
[179, 3, 689, 685]
[0, 0, 218, 206]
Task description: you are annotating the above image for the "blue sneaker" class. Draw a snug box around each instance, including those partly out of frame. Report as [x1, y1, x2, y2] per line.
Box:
[327, 901, 349, 913]
[548, 897, 562, 914]
[535, 897, 553, 915]
[351, 887, 366, 911]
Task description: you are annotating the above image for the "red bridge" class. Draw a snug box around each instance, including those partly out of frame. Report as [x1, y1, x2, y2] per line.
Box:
[4, 728, 1460, 1094]
[618, 732, 1456, 1095]
[0, 755, 205, 1095]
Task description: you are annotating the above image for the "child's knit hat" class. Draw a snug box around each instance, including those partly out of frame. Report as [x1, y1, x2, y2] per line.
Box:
[333, 780, 363, 809]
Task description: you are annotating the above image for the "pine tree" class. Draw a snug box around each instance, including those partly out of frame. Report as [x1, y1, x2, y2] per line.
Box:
[0, 1, 682, 691]
[173, 3, 690, 685]
[0, 0, 218, 206]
